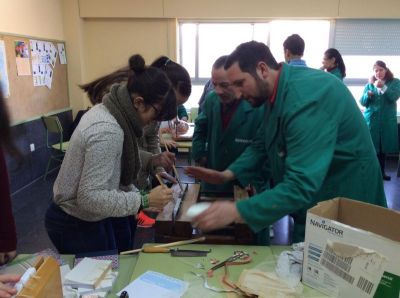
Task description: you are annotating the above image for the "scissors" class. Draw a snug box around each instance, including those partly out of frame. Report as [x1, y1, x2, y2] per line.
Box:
[207, 251, 251, 277]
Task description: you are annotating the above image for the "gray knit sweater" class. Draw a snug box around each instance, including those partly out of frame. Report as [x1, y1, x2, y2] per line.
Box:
[53, 104, 141, 221]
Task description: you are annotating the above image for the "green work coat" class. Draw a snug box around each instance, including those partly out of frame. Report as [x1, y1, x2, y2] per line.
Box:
[360, 78, 400, 153]
[192, 91, 266, 193]
[328, 67, 344, 81]
[229, 63, 387, 243]
[177, 104, 188, 120]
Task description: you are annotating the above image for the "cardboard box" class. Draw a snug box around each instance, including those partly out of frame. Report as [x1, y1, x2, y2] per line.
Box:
[302, 198, 400, 297]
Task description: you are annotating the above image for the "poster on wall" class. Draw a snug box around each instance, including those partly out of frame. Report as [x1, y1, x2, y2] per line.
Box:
[30, 39, 49, 86]
[0, 40, 10, 97]
[49, 43, 58, 68]
[15, 40, 31, 76]
[57, 43, 67, 64]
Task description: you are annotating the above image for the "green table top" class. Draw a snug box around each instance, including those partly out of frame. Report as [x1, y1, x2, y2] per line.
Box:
[10, 245, 326, 297]
[128, 244, 327, 298]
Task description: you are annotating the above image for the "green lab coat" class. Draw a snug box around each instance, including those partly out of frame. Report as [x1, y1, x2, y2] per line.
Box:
[328, 67, 344, 81]
[192, 91, 266, 193]
[178, 104, 188, 120]
[229, 63, 387, 243]
[360, 79, 400, 153]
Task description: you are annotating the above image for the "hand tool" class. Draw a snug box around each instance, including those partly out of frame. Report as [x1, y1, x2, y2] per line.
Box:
[142, 247, 211, 257]
[120, 236, 206, 255]
[207, 251, 250, 276]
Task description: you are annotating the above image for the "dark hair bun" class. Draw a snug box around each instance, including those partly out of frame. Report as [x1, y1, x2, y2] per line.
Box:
[151, 56, 170, 68]
[129, 54, 146, 74]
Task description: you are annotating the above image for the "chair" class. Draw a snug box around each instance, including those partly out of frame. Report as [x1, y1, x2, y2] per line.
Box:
[42, 115, 69, 180]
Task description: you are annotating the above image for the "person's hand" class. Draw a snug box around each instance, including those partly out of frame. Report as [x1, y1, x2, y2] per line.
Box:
[162, 139, 177, 150]
[184, 167, 234, 184]
[368, 90, 374, 98]
[195, 157, 208, 167]
[157, 171, 178, 184]
[192, 201, 242, 232]
[175, 120, 189, 134]
[0, 274, 20, 298]
[0, 251, 16, 266]
[375, 80, 385, 88]
[148, 185, 174, 210]
[151, 152, 176, 172]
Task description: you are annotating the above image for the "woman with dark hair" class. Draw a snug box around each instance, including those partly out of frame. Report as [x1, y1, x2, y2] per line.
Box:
[360, 60, 400, 180]
[80, 56, 192, 227]
[45, 55, 175, 254]
[0, 90, 22, 296]
[321, 48, 346, 80]
[80, 55, 192, 170]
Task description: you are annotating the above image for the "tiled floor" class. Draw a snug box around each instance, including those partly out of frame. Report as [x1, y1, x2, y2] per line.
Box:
[10, 156, 400, 253]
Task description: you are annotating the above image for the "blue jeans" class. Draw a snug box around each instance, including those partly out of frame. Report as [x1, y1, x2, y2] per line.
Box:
[45, 202, 136, 254]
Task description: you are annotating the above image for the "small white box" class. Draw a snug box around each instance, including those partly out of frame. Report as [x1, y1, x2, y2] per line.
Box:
[302, 198, 400, 297]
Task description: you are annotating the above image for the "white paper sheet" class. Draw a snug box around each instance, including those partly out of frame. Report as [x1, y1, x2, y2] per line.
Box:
[117, 271, 188, 298]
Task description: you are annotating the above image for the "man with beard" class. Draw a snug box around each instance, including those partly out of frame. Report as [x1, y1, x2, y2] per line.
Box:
[186, 41, 387, 243]
[192, 55, 266, 193]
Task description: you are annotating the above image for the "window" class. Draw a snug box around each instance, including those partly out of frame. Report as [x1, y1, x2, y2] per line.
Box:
[179, 20, 331, 108]
[335, 19, 400, 111]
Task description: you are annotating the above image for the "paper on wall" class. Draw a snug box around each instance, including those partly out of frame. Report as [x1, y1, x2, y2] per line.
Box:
[45, 64, 53, 89]
[16, 57, 31, 76]
[0, 40, 10, 97]
[49, 43, 58, 68]
[58, 43, 67, 64]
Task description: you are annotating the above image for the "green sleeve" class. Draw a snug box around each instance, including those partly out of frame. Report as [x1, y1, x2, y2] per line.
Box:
[384, 79, 400, 103]
[236, 102, 338, 233]
[177, 105, 188, 119]
[191, 98, 210, 161]
[228, 124, 268, 186]
[360, 84, 376, 107]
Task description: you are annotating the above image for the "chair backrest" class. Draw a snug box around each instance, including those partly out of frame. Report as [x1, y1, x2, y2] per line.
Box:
[42, 116, 63, 134]
[42, 116, 64, 149]
[189, 107, 199, 123]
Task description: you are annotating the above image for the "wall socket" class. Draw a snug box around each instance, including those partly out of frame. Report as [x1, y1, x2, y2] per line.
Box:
[30, 143, 35, 152]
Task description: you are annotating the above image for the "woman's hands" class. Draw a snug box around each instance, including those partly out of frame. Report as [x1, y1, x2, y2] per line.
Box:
[148, 185, 173, 210]
[0, 274, 20, 298]
[375, 80, 385, 88]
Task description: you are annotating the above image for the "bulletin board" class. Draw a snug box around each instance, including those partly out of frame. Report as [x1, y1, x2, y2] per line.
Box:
[0, 33, 69, 123]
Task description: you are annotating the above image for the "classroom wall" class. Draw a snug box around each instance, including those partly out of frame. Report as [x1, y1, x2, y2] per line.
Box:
[82, 18, 177, 83]
[0, 0, 64, 40]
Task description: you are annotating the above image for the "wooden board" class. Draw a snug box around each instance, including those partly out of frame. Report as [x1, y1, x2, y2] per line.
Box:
[155, 183, 256, 244]
[0, 33, 69, 123]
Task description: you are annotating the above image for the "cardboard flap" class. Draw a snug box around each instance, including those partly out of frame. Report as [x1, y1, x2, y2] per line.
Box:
[308, 198, 340, 220]
[310, 198, 400, 243]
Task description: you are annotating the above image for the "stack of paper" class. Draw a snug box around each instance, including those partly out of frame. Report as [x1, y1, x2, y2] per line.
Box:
[64, 258, 112, 289]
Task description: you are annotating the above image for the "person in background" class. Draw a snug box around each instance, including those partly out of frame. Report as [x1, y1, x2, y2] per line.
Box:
[321, 48, 346, 80]
[283, 34, 307, 67]
[45, 55, 175, 254]
[192, 55, 266, 193]
[177, 104, 188, 121]
[0, 89, 22, 297]
[360, 60, 400, 181]
[185, 41, 386, 243]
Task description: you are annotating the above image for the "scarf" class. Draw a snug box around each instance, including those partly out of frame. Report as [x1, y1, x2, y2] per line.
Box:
[103, 83, 143, 186]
